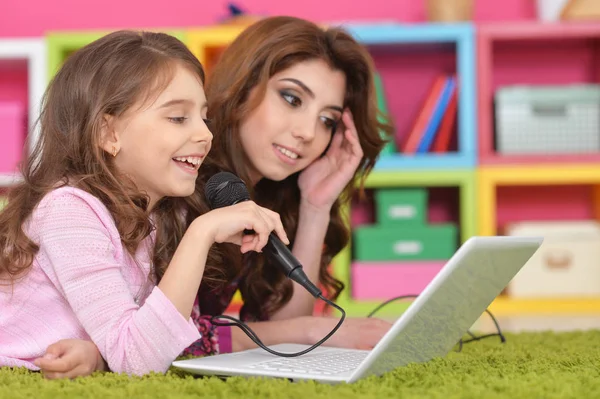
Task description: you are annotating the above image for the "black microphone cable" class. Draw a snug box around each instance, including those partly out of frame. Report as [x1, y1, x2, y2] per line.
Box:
[209, 293, 345, 357]
[364, 294, 506, 351]
[204, 171, 347, 357]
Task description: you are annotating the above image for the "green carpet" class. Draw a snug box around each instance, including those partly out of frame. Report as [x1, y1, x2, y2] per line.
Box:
[2, 331, 600, 398]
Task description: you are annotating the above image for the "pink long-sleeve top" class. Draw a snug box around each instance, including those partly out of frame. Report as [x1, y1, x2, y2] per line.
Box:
[0, 186, 216, 375]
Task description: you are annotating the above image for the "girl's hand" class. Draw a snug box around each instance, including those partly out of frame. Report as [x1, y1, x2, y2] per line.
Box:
[33, 339, 106, 379]
[298, 109, 364, 212]
[197, 201, 289, 253]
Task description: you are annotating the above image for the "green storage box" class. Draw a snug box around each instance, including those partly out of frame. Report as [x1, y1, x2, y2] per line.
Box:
[353, 223, 457, 261]
[375, 188, 427, 225]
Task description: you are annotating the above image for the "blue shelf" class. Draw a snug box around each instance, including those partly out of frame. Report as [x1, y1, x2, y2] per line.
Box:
[342, 22, 478, 170]
[374, 152, 475, 170]
[342, 22, 473, 43]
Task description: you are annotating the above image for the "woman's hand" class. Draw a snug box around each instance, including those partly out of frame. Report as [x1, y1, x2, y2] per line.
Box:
[306, 316, 392, 350]
[298, 109, 364, 212]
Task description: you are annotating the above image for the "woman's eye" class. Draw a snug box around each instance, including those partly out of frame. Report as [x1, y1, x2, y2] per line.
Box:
[321, 116, 338, 132]
[281, 91, 302, 107]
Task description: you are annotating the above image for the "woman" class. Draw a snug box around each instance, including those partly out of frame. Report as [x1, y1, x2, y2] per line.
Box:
[177, 15, 395, 356]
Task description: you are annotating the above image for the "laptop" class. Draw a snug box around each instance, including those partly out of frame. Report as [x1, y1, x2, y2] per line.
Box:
[172, 236, 542, 384]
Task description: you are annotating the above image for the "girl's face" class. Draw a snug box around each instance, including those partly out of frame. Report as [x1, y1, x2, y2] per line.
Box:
[102, 64, 212, 208]
[238, 59, 346, 184]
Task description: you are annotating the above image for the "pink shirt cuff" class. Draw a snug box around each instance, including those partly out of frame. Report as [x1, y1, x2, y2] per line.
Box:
[143, 287, 201, 358]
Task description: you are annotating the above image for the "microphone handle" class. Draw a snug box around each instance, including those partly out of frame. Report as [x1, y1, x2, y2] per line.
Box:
[214, 190, 322, 297]
[263, 233, 300, 276]
[263, 233, 322, 298]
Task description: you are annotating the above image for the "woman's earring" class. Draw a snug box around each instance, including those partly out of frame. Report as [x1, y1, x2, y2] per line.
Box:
[112, 146, 118, 157]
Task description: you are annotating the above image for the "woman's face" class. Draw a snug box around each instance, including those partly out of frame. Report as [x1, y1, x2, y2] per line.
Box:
[238, 59, 346, 184]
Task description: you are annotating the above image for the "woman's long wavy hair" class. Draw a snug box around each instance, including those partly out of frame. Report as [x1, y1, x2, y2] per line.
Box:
[175, 16, 393, 320]
[0, 30, 205, 284]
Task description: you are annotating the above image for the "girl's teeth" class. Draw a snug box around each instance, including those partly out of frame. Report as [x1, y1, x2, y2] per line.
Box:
[174, 156, 200, 165]
[173, 156, 201, 169]
[276, 146, 298, 159]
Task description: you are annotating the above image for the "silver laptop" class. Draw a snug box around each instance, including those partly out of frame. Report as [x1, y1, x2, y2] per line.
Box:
[172, 236, 542, 384]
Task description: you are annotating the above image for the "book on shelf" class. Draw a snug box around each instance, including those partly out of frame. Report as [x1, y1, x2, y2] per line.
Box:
[374, 72, 397, 156]
[402, 74, 457, 154]
[432, 85, 457, 153]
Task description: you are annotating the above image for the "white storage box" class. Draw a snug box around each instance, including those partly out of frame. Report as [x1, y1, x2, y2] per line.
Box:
[495, 84, 600, 155]
[506, 221, 600, 298]
[535, 0, 569, 21]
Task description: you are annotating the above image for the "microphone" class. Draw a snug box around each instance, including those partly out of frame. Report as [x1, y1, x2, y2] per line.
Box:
[205, 171, 323, 298]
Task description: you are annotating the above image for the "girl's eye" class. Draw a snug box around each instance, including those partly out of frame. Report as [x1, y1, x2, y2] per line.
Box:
[281, 91, 302, 107]
[168, 117, 187, 124]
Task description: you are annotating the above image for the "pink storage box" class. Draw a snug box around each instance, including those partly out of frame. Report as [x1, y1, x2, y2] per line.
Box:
[0, 102, 26, 173]
[351, 261, 444, 300]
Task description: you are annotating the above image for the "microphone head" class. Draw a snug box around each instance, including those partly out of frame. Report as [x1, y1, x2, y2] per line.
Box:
[204, 171, 250, 209]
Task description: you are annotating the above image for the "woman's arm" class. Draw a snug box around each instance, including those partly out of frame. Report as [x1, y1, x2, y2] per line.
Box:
[230, 316, 392, 352]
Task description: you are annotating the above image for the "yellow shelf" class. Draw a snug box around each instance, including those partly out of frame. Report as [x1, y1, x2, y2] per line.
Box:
[186, 26, 246, 70]
[185, 22, 329, 74]
[488, 297, 600, 316]
[479, 163, 600, 185]
[477, 164, 600, 235]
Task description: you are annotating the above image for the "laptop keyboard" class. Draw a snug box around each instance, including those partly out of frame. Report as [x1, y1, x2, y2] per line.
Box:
[247, 350, 368, 375]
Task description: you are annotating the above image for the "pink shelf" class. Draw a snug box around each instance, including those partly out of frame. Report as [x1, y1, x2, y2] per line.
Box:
[479, 21, 600, 40]
[481, 153, 600, 165]
[369, 43, 459, 153]
[0, 102, 25, 173]
[0, 59, 28, 175]
[477, 22, 600, 165]
[352, 261, 445, 300]
[496, 184, 594, 234]
[0, 59, 28, 112]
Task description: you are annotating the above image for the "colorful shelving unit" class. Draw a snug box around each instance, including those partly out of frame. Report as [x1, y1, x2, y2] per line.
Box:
[346, 23, 476, 171]
[477, 21, 600, 315]
[4, 20, 600, 318]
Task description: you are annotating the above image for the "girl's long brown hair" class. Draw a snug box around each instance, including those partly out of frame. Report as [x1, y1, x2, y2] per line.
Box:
[176, 16, 393, 320]
[0, 30, 205, 284]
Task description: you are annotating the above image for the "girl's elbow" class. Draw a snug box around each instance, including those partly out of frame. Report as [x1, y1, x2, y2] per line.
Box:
[107, 359, 169, 376]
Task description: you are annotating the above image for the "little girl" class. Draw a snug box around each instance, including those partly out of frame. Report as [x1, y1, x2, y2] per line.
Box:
[0, 30, 288, 377]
